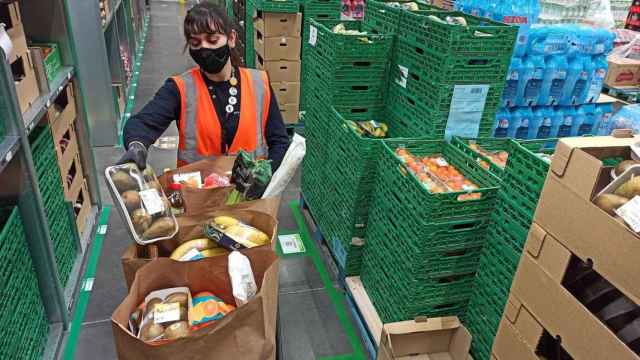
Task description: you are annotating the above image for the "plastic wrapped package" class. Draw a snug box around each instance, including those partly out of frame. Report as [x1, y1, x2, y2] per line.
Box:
[105, 163, 179, 244]
[228, 151, 272, 203]
[262, 134, 306, 198]
[609, 104, 640, 134]
[228, 251, 258, 306]
[203, 215, 271, 250]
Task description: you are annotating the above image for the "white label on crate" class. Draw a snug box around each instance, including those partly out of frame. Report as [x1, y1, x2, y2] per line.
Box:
[278, 234, 305, 254]
[309, 25, 318, 46]
[153, 302, 181, 324]
[139, 189, 165, 215]
[616, 196, 640, 233]
[444, 85, 490, 141]
[395, 65, 408, 88]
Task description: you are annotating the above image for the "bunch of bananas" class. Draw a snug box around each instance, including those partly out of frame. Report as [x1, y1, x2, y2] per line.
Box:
[347, 120, 389, 138]
[209, 216, 270, 248]
[170, 238, 228, 261]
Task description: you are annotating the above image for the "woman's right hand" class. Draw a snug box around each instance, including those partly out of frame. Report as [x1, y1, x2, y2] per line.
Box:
[117, 141, 148, 170]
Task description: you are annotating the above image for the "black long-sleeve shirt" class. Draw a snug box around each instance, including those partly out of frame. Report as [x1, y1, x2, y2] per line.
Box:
[123, 67, 290, 171]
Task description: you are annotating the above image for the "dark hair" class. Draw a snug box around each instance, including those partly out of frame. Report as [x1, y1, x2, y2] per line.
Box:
[183, 3, 242, 66]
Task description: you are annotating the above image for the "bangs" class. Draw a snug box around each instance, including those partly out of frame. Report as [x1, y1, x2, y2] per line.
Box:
[184, 11, 226, 39]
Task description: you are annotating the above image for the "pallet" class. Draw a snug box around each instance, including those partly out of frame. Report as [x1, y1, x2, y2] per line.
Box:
[344, 276, 382, 360]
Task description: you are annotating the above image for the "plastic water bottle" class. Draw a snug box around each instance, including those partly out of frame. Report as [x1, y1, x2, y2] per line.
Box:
[584, 54, 608, 103]
[494, 108, 511, 137]
[518, 54, 545, 106]
[576, 104, 597, 135]
[512, 26, 531, 58]
[511, 107, 533, 139]
[561, 56, 587, 105]
[539, 27, 569, 106]
[502, 58, 522, 107]
[550, 107, 564, 137]
[594, 103, 615, 135]
[532, 106, 554, 138]
[557, 106, 575, 137]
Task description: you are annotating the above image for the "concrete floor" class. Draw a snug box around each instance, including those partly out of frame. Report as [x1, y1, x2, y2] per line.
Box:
[73, 1, 365, 358]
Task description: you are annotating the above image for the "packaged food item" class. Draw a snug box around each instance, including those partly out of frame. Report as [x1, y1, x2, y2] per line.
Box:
[167, 183, 185, 215]
[135, 287, 192, 342]
[347, 120, 389, 138]
[203, 172, 230, 189]
[169, 238, 228, 261]
[173, 171, 202, 188]
[468, 143, 509, 169]
[105, 163, 179, 245]
[203, 215, 271, 251]
[262, 134, 306, 198]
[190, 292, 236, 328]
[228, 251, 258, 306]
[227, 151, 272, 204]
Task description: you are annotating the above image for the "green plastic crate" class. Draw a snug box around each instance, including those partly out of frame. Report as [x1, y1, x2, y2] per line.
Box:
[305, 18, 393, 59]
[302, 0, 341, 20]
[29, 125, 79, 287]
[399, 11, 517, 57]
[245, 0, 256, 68]
[393, 37, 512, 85]
[0, 207, 49, 360]
[32, 43, 62, 82]
[255, 0, 300, 12]
[377, 139, 501, 222]
[363, 0, 439, 34]
[384, 82, 498, 139]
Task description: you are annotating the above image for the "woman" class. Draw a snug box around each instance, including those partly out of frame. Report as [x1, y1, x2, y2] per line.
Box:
[119, 3, 290, 172]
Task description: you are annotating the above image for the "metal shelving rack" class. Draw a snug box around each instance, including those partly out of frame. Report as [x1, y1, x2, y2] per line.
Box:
[0, 0, 146, 358]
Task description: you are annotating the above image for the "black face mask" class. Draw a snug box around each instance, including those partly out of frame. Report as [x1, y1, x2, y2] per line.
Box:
[189, 44, 230, 74]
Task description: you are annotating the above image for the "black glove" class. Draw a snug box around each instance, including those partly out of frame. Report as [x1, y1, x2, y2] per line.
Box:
[117, 141, 148, 170]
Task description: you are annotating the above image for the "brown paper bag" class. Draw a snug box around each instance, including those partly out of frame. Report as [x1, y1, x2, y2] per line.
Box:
[112, 247, 279, 360]
[121, 205, 280, 289]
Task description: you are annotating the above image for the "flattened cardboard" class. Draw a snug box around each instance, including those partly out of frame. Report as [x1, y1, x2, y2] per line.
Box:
[605, 55, 640, 87]
[76, 180, 92, 237]
[272, 81, 300, 105]
[254, 29, 301, 61]
[64, 154, 84, 201]
[7, 23, 27, 64]
[346, 276, 383, 345]
[253, 12, 301, 37]
[112, 247, 279, 360]
[50, 84, 77, 141]
[280, 102, 299, 124]
[378, 317, 471, 360]
[121, 205, 279, 289]
[535, 136, 640, 302]
[256, 57, 301, 82]
[13, 51, 40, 113]
[510, 238, 639, 360]
[492, 318, 539, 360]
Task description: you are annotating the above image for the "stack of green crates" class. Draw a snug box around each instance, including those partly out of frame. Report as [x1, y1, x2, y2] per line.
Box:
[385, 11, 516, 139]
[29, 125, 79, 287]
[302, 0, 341, 21]
[245, 0, 256, 67]
[360, 139, 500, 323]
[454, 138, 557, 360]
[362, 0, 439, 35]
[301, 18, 392, 114]
[255, 0, 300, 12]
[0, 207, 49, 360]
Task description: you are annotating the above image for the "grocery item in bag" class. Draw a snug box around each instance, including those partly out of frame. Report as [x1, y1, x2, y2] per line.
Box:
[228, 251, 258, 306]
[203, 215, 270, 251]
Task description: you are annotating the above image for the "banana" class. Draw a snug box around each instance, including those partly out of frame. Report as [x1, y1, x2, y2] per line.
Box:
[213, 216, 239, 229]
[170, 238, 217, 260]
[201, 248, 229, 258]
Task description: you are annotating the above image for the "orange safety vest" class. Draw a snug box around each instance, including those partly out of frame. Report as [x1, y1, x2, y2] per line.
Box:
[172, 67, 270, 167]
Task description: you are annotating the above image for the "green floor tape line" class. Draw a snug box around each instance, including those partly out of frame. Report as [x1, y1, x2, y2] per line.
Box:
[289, 201, 367, 360]
[62, 206, 111, 360]
[117, 15, 151, 146]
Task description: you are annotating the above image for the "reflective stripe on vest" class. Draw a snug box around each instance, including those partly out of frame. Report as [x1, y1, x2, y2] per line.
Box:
[173, 67, 269, 166]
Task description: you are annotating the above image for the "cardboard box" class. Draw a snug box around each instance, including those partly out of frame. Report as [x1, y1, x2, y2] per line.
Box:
[254, 29, 301, 61]
[534, 135, 640, 302]
[605, 55, 640, 87]
[1, 1, 22, 35]
[63, 153, 84, 202]
[272, 82, 300, 105]
[6, 24, 28, 64]
[507, 226, 639, 360]
[280, 102, 299, 124]
[256, 57, 301, 82]
[74, 180, 92, 237]
[12, 51, 40, 114]
[49, 84, 77, 142]
[377, 316, 471, 360]
[346, 276, 384, 345]
[112, 247, 279, 360]
[492, 315, 541, 360]
[254, 12, 302, 37]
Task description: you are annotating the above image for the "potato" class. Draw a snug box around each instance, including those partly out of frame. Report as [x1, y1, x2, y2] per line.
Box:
[140, 323, 165, 341]
[165, 292, 189, 308]
[143, 217, 176, 239]
[164, 321, 189, 340]
[593, 194, 629, 216]
[615, 160, 640, 177]
[131, 209, 152, 234]
[615, 176, 640, 199]
[112, 171, 138, 193]
[143, 297, 163, 319]
[122, 191, 142, 212]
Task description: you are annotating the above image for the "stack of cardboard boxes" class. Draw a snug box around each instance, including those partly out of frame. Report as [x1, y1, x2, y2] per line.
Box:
[493, 136, 640, 360]
[48, 83, 92, 237]
[2, 1, 39, 114]
[254, 11, 302, 124]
